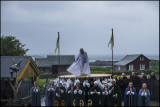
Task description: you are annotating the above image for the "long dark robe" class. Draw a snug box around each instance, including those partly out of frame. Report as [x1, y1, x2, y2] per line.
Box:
[117, 79, 127, 101]
[126, 79, 131, 87]
[150, 75, 157, 100]
[140, 76, 147, 85]
[30, 87, 41, 106]
[66, 86, 74, 106]
[88, 86, 102, 106]
[55, 86, 66, 106]
[83, 84, 90, 106]
[138, 89, 150, 106]
[72, 85, 85, 106]
[130, 75, 134, 81]
[155, 79, 159, 101]
[108, 84, 121, 106]
[102, 88, 109, 106]
[45, 84, 57, 106]
[124, 87, 137, 106]
[132, 75, 141, 93]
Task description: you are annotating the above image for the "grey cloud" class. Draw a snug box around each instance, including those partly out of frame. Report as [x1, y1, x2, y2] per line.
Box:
[1, 1, 159, 56]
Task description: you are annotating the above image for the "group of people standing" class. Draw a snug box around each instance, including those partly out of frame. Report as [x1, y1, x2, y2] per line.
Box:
[30, 71, 159, 106]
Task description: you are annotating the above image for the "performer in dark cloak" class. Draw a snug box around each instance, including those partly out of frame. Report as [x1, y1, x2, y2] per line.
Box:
[66, 81, 74, 106]
[138, 83, 150, 106]
[45, 80, 57, 106]
[72, 80, 85, 106]
[130, 72, 135, 81]
[55, 81, 66, 106]
[122, 73, 127, 80]
[150, 72, 157, 100]
[30, 81, 41, 106]
[83, 79, 90, 106]
[132, 72, 141, 93]
[140, 73, 147, 85]
[155, 76, 159, 101]
[102, 83, 109, 106]
[108, 79, 121, 106]
[89, 81, 102, 106]
[117, 76, 127, 100]
[126, 76, 131, 87]
[124, 82, 137, 106]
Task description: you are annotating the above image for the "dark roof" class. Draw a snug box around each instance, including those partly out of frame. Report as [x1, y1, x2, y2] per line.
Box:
[1, 56, 30, 78]
[114, 54, 142, 66]
[35, 55, 75, 67]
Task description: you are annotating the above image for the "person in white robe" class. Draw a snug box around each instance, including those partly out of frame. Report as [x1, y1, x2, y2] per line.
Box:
[67, 48, 90, 76]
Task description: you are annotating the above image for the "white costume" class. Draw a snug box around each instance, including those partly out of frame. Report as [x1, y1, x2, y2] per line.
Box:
[67, 52, 90, 76]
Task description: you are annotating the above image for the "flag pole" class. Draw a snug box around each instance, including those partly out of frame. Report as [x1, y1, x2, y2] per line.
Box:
[112, 28, 114, 74]
[58, 32, 60, 65]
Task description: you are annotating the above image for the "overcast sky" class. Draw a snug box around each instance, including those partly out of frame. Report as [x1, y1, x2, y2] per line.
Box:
[1, 1, 159, 56]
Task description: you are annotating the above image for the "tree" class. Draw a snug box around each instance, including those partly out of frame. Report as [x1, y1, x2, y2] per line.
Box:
[0, 36, 29, 56]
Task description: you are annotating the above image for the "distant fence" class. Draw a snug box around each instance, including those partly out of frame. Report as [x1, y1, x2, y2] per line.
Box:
[109, 70, 159, 76]
[39, 74, 58, 79]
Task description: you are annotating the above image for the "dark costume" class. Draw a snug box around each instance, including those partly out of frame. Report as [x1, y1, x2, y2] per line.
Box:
[82, 81, 90, 106]
[45, 84, 57, 106]
[102, 88, 109, 106]
[66, 85, 74, 106]
[126, 78, 131, 87]
[155, 79, 159, 101]
[140, 76, 147, 85]
[132, 75, 141, 93]
[138, 89, 150, 106]
[108, 84, 121, 106]
[89, 86, 102, 106]
[30, 87, 41, 106]
[55, 86, 66, 106]
[117, 78, 127, 100]
[150, 75, 157, 100]
[124, 87, 137, 106]
[72, 85, 85, 106]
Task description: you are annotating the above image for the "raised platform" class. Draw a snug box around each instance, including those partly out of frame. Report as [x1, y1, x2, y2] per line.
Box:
[58, 74, 112, 79]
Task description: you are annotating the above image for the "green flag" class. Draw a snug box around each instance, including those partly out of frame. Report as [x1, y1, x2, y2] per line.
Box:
[55, 32, 60, 54]
[108, 28, 114, 50]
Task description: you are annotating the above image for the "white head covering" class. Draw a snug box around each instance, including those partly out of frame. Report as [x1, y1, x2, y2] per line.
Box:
[112, 79, 116, 82]
[76, 80, 80, 84]
[102, 81, 106, 84]
[60, 81, 63, 84]
[94, 81, 98, 84]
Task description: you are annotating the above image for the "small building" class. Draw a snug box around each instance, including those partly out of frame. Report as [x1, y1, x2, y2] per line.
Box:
[114, 54, 150, 71]
[35, 55, 75, 74]
[1, 56, 40, 105]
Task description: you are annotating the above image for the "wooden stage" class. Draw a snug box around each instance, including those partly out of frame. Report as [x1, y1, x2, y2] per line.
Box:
[58, 74, 112, 79]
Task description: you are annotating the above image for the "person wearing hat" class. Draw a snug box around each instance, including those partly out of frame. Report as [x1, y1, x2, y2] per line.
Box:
[55, 81, 66, 106]
[45, 80, 57, 106]
[108, 79, 121, 106]
[72, 80, 85, 106]
[67, 48, 90, 76]
[88, 81, 103, 106]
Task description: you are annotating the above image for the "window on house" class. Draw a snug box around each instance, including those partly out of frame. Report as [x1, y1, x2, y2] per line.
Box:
[140, 57, 144, 61]
[140, 64, 145, 70]
[118, 66, 121, 70]
[129, 64, 133, 70]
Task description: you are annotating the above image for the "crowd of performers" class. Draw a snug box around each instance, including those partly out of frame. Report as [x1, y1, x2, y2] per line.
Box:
[30, 72, 159, 106]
